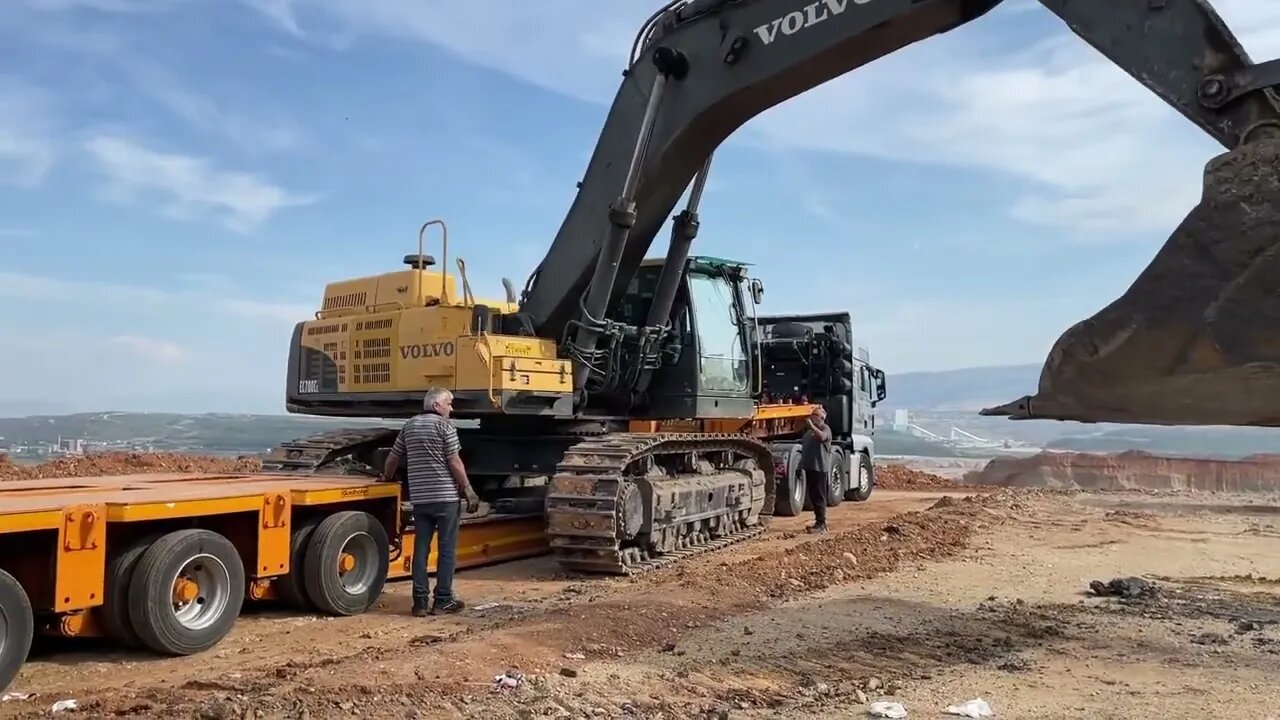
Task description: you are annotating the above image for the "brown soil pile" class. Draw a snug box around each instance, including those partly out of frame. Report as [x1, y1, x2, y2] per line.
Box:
[0, 451, 262, 481]
[877, 463, 959, 489]
[964, 450, 1280, 492]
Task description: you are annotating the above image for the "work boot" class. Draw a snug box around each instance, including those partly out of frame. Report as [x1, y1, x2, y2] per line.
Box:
[806, 524, 827, 535]
[412, 599, 430, 617]
[430, 598, 466, 615]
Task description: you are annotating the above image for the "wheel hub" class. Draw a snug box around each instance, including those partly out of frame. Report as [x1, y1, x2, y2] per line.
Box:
[169, 553, 231, 631]
[337, 532, 380, 595]
[338, 552, 357, 574]
[172, 578, 199, 604]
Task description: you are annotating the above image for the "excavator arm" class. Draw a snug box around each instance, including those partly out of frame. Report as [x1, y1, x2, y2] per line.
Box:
[515, 0, 1280, 425]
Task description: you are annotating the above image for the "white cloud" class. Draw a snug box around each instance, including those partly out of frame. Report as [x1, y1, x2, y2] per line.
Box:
[218, 298, 313, 322]
[19, 0, 183, 11]
[28, 27, 308, 155]
[246, 0, 1280, 239]
[0, 271, 168, 304]
[109, 334, 187, 363]
[0, 80, 57, 187]
[0, 270, 313, 326]
[238, 0, 651, 100]
[82, 135, 316, 232]
[116, 61, 305, 154]
[0, 271, 314, 412]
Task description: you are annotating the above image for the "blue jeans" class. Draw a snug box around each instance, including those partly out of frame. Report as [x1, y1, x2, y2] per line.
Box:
[411, 502, 460, 604]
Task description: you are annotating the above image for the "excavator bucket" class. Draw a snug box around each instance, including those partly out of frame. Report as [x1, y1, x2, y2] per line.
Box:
[982, 137, 1280, 428]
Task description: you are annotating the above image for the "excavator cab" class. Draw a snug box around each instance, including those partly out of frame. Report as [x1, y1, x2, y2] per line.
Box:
[603, 255, 761, 419]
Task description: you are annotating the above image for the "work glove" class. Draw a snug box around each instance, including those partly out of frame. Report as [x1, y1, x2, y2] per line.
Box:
[463, 486, 481, 514]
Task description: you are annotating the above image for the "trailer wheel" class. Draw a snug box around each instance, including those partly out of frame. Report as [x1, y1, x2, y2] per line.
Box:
[0, 569, 33, 696]
[101, 533, 161, 646]
[302, 511, 389, 616]
[274, 518, 321, 611]
[846, 452, 874, 502]
[827, 449, 846, 508]
[127, 529, 245, 656]
[774, 444, 806, 517]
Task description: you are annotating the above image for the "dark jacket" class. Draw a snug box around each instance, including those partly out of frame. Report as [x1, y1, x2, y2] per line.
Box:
[799, 419, 832, 473]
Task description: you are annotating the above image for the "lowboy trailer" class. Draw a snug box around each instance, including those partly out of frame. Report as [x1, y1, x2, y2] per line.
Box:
[0, 471, 547, 694]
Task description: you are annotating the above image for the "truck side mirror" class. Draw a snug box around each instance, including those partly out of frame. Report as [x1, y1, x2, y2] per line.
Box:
[871, 368, 887, 407]
[749, 279, 764, 304]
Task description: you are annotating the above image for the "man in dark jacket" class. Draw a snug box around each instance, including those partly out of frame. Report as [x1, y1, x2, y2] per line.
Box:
[799, 405, 833, 533]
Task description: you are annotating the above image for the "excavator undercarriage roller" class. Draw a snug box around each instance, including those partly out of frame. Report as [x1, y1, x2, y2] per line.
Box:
[544, 432, 775, 575]
[984, 137, 1280, 426]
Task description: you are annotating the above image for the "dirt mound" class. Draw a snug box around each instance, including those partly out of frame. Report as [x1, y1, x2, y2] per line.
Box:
[877, 464, 959, 490]
[963, 450, 1280, 493]
[0, 451, 262, 481]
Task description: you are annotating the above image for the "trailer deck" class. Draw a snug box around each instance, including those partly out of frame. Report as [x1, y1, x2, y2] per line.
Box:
[0, 471, 548, 693]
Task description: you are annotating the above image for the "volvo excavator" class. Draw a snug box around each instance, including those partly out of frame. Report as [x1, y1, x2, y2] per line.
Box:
[261, 0, 1280, 576]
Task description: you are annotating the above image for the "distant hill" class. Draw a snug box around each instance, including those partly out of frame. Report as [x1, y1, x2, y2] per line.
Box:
[879, 363, 1280, 459]
[6, 361, 1280, 462]
[883, 364, 1040, 412]
[0, 412, 398, 456]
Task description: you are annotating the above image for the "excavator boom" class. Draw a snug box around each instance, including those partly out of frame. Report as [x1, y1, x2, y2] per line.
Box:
[516, 0, 1280, 426]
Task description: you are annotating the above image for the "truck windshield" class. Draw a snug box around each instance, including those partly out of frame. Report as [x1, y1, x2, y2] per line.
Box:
[688, 273, 749, 393]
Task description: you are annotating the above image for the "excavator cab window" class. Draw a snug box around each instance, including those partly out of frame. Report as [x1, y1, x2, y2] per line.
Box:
[688, 272, 749, 393]
[611, 267, 661, 328]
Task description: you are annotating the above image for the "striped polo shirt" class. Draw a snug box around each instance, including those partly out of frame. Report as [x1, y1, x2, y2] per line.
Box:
[389, 412, 461, 505]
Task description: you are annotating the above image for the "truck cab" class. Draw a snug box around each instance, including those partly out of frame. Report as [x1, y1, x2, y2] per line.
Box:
[756, 312, 887, 515]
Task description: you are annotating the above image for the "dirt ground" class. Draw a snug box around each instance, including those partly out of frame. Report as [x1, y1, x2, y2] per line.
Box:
[4, 484, 1279, 719]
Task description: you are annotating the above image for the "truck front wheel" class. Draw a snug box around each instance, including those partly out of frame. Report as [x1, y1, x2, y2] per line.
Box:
[827, 448, 846, 508]
[845, 452, 874, 502]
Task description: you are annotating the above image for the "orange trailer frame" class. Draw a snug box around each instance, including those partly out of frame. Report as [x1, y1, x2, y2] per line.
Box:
[0, 471, 547, 693]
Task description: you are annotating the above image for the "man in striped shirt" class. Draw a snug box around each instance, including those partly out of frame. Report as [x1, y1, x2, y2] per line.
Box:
[382, 387, 481, 617]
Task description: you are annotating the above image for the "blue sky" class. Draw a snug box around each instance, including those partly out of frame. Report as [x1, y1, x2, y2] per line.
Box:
[2, 0, 1277, 416]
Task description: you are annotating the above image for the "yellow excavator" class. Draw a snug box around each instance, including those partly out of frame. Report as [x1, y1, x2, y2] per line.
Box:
[262, 0, 1280, 574]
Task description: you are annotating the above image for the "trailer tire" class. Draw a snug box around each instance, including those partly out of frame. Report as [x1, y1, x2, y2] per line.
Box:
[127, 529, 245, 656]
[827, 448, 846, 508]
[302, 511, 389, 617]
[774, 444, 806, 517]
[846, 452, 874, 502]
[101, 533, 162, 646]
[275, 518, 321, 611]
[0, 569, 33, 695]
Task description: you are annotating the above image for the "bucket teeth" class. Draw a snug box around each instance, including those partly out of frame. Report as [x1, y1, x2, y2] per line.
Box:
[984, 138, 1280, 427]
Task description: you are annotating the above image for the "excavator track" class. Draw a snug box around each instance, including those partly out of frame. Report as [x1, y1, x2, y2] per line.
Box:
[258, 426, 400, 475]
[545, 432, 775, 575]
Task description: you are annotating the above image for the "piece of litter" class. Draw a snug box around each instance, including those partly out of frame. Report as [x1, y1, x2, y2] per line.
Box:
[868, 700, 907, 718]
[49, 699, 78, 713]
[564, 652, 586, 660]
[473, 602, 501, 611]
[1, 692, 33, 702]
[491, 669, 523, 692]
[945, 698, 993, 718]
